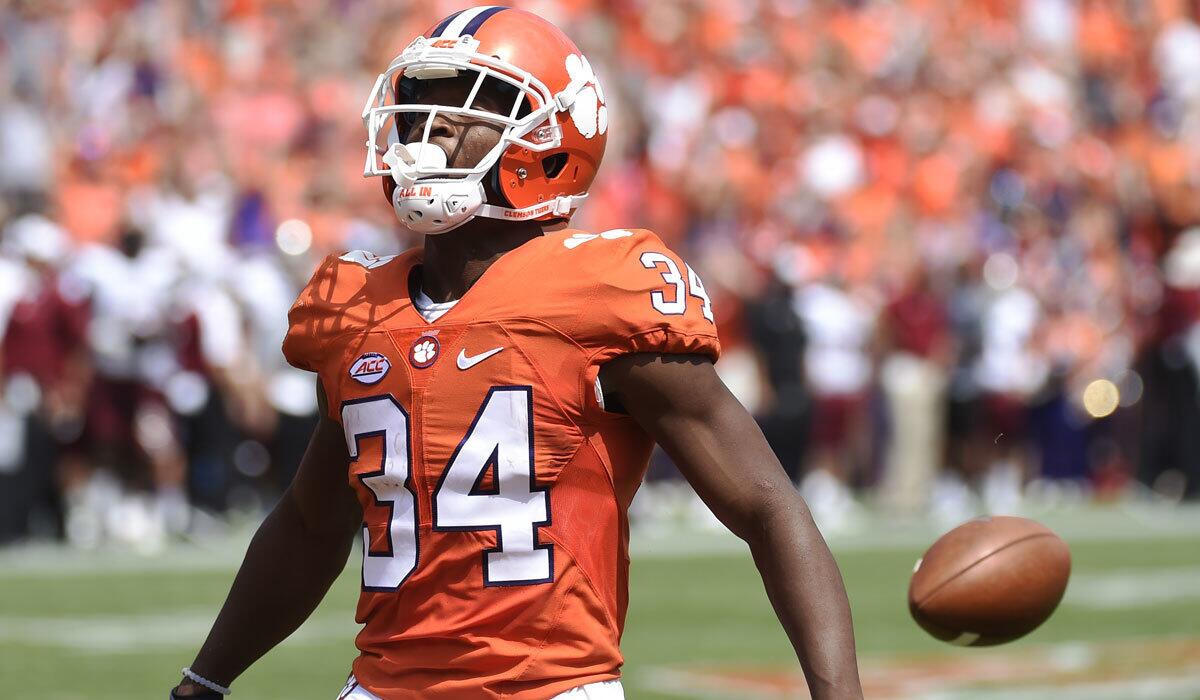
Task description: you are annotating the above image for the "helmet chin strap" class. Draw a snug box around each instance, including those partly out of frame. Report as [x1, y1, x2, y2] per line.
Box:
[475, 193, 589, 222]
[384, 142, 587, 235]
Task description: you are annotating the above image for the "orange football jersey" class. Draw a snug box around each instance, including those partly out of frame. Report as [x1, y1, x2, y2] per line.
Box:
[283, 228, 720, 699]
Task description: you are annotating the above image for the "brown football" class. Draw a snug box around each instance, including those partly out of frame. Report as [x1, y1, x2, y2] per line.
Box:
[908, 516, 1071, 646]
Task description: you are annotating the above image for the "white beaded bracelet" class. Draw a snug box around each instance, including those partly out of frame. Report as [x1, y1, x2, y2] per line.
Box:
[182, 667, 232, 696]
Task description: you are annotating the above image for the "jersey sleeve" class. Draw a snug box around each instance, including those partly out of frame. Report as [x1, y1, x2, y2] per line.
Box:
[283, 249, 412, 373]
[282, 254, 342, 373]
[559, 229, 722, 363]
[284, 251, 396, 372]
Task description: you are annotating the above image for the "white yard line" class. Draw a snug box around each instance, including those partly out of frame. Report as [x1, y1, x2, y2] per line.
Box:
[639, 638, 1200, 700]
[919, 673, 1200, 700]
[0, 504, 1196, 577]
[638, 667, 782, 700]
[1065, 566, 1200, 609]
[631, 502, 1200, 559]
[0, 609, 356, 654]
[0, 538, 252, 578]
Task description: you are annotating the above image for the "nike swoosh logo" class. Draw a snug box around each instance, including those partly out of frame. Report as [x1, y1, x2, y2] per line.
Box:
[456, 346, 504, 370]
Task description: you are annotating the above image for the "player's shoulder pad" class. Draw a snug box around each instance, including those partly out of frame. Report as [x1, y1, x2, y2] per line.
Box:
[536, 228, 721, 362]
[282, 249, 414, 372]
[536, 228, 667, 284]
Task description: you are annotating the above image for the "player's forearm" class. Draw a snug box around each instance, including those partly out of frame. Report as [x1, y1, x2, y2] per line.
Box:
[188, 494, 354, 686]
[745, 498, 863, 700]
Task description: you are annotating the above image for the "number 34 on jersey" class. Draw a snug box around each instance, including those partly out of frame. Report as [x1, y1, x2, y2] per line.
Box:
[286, 228, 720, 595]
[343, 387, 549, 591]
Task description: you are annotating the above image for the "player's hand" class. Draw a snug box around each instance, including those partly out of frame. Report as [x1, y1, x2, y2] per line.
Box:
[170, 680, 224, 699]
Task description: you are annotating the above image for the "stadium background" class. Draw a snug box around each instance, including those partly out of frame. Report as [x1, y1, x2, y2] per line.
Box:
[1, 0, 1199, 698]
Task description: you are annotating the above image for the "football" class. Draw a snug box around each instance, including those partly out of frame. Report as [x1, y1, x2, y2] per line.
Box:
[908, 516, 1071, 646]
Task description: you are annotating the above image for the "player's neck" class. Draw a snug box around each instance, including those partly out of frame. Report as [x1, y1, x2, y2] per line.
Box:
[420, 220, 544, 302]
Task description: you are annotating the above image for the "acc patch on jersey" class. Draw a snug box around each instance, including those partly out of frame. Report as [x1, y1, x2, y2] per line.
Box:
[349, 352, 391, 384]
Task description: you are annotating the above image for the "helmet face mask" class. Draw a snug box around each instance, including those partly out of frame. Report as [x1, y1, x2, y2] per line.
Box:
[393, 72, 531, 138]
[361, 9, 607, 234]
[364, 36, 562, 183]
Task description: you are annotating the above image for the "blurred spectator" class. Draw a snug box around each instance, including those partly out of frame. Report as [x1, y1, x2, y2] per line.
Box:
[745, 270, 810, 483]
[0, 214, 88, 543]
[63, 226, 189, 548]
[877, 266, 951, 516]
[972, 266, 1049, 513]
[0, 84, 53, 202]
[1140, 228, 1200, 500]
[794, 268, 876, 530]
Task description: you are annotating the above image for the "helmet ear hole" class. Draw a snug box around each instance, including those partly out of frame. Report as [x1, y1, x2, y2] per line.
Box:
[542, 153, 569, 180]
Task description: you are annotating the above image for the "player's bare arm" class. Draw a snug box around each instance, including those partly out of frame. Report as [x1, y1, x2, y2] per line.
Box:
[600, 354, 865, 700]
[173, 385, 360, 697]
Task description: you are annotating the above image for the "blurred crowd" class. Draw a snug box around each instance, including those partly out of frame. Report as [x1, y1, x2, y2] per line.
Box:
[2, 0, 1200, 547]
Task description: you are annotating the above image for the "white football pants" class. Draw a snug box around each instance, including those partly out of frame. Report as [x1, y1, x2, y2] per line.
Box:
[337, 676, 624, 700]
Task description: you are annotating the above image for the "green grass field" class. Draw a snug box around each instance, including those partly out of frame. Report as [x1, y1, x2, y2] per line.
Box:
[2, 504, 1198, 699]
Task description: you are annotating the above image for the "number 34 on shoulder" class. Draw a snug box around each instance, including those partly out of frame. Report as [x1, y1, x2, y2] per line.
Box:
[564, 228, 714, 325]
[639, 250, 713, 322]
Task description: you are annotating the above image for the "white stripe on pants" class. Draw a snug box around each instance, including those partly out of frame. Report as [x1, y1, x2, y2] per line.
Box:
[337, 676, 624, 700]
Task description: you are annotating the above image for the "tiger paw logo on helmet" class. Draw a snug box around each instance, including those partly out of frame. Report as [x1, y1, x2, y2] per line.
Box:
[565, 54, 607, 140]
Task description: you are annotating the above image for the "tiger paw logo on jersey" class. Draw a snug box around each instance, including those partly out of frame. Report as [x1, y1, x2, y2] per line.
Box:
[349, 352, 392, 385]
[410, 335, 441, 369]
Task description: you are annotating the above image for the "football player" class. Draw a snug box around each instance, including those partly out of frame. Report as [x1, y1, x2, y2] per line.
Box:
[172, 7, 862, 700]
